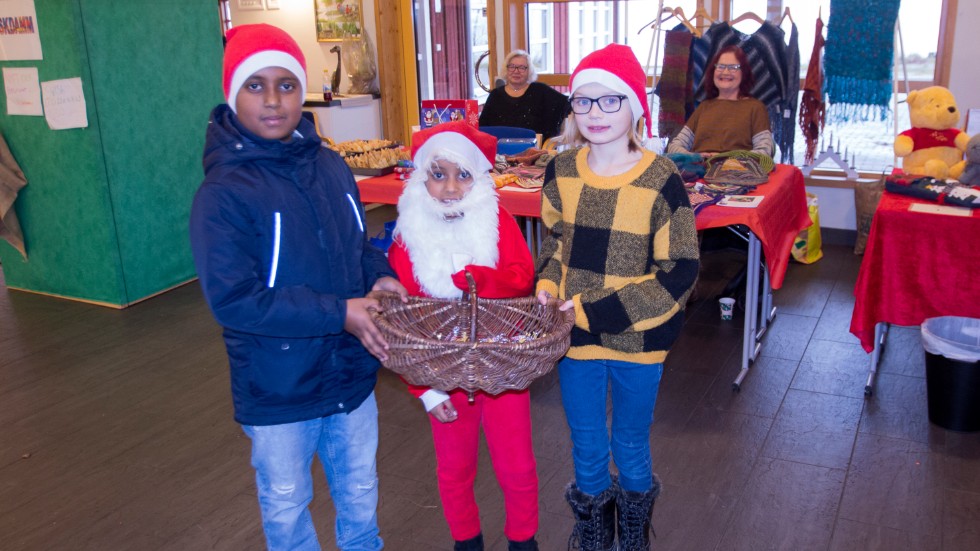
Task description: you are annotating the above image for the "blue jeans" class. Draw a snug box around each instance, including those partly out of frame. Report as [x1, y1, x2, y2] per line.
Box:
[558, 358, 663, 495]
[242, 392, 383, 551]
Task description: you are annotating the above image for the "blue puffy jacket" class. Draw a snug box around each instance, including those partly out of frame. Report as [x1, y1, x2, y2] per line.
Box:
[190, 104, 395, 426]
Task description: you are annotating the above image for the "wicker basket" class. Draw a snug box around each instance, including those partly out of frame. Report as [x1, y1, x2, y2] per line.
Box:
[369, 277, 574, 395]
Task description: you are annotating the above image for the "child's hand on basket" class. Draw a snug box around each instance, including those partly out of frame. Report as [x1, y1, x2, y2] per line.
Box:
[372, 276, 409, 302]
[345, 298, 390, 361]
[429, 399, 458, 423]
[536, 289, 574, 312]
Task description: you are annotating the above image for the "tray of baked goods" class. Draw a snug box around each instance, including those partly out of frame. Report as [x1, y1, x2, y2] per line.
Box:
[325, 138, 411, 176]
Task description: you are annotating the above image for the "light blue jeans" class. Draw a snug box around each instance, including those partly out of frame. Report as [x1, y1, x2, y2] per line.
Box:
[558, 358, 663, 495]
[242, 392, 383, 551]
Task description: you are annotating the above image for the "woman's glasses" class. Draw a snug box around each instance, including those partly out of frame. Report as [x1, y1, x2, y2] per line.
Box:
[715, 63, 742, 72]
[569, 95, 628, 114]
[506, 64, 529, 72]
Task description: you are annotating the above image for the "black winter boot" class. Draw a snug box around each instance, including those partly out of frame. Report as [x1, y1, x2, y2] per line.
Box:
[565, 478, 618, 551]
[615, 474, 662, 551]
[507, 536, 539, 550]
[454, 533, 484, 551]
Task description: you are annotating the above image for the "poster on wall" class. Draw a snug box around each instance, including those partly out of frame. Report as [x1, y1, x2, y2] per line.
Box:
[0, 0, 42, 61]
[3, 66, 42, 115]
[41, 77, 87, 130]
[314, 0, 362, 42]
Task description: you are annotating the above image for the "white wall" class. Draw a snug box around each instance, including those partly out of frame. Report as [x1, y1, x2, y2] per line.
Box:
[948, 0, 980, 117]
[228, 0, 379, 96]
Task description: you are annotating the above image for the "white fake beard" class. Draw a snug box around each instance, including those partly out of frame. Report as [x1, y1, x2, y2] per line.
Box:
[395, 174, 500, 299]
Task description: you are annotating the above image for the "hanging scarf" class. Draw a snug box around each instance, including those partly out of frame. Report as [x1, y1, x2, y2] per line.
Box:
[776, 23, 800, 165]
[799, 17, 826, 165]
[0, 132, 27, 259]
[657, 27, 693, 139]
[823, 0, 901, 122]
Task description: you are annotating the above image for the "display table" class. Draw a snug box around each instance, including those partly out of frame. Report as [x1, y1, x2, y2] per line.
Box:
[849, 191, 980, 394]
[357, 163, 810, 389]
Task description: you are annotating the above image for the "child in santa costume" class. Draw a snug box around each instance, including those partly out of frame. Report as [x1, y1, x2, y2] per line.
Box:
[387, 121, 539, 551]
[537, 44, 699, 551]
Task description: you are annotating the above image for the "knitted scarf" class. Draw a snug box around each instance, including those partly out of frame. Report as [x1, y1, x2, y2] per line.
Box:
[823, 0, 901, 122]
[799, 17, 826, 165]
[657, 28, 694, 139]
[776, 23, 800, 165]
[0, 132, 27, 259]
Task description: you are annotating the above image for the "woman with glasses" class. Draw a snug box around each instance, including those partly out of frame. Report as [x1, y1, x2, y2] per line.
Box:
[666, 45, 773, 157]
[478, 50, 571, 140]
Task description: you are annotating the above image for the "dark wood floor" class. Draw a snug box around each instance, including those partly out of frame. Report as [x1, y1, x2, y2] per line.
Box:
[3, 214, 980, 549]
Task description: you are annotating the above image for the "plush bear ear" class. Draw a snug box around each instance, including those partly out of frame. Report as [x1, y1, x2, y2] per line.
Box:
[906, 90, 919, 107]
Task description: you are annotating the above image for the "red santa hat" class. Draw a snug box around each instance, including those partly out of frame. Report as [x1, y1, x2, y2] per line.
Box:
[411, 121, 498, 174]
[569, 43, 652, 138]
[223, 24, 307, 113]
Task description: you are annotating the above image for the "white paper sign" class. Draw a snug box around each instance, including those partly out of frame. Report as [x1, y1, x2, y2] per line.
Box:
[0, 0, 43, 60]
[3, 66, 41, 115]
[41, 77, 88, 130]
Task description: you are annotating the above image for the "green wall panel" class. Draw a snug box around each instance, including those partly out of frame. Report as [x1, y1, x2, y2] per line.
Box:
[0, 0, 223, 306]
[81, 0, 223, 302]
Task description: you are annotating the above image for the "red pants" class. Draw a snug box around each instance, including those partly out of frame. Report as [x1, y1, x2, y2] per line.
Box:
[428, 389, 539, 542]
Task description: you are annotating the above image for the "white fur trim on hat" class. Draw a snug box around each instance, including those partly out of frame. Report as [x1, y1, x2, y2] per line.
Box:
[571, 67, 643, 127]
[413, 132, 494, 175]
[227, 51, 307, 113]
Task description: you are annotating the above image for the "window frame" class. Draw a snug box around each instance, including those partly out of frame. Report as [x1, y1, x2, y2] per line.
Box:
[501, 0, 957, 91]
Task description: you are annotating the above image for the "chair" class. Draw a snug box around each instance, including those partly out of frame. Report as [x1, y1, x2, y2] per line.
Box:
[479, 126, 537, 156]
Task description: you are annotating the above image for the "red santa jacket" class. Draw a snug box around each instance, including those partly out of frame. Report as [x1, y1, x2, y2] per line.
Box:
[387, 205, 534, 398]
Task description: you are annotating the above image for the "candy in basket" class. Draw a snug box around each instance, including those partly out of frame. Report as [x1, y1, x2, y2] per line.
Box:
[368, 275, 574, 397]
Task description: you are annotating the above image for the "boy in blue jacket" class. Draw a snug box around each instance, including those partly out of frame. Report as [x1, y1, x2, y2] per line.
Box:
[189, 24, 406, 551]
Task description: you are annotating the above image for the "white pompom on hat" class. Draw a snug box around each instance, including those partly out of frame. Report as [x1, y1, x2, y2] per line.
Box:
[223, 24, 307, 113]
[411, 121, 498, 175]
[569, 43, 652, 138]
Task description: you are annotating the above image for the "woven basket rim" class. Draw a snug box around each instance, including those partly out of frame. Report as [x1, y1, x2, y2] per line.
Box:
[369, 291, 573, 350]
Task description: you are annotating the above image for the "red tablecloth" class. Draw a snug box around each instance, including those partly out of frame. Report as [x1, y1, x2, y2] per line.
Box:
[357, 164, 810, 289]
[850, 191, 980, 352]
[693, 165, 810, 289]
[356, 172, 542, 217]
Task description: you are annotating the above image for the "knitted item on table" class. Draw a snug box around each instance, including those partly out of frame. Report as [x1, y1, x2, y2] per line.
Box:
[823, 0, 901, 122]
[704, 150, 774, 187]
[656, 28, 693, 140]
[799, 17, 826, 165]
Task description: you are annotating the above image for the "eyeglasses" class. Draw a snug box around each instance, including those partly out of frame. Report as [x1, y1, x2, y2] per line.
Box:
[569, 95, 628, 115]
[715, 63, 742, 72]
[506, 64, 529, 72]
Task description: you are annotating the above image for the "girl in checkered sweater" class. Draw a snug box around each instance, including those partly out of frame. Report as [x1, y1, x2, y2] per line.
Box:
[536, 44, 699, 551]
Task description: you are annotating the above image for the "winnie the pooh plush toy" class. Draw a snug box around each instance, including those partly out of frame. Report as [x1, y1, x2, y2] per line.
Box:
[894, 86, 969, 179]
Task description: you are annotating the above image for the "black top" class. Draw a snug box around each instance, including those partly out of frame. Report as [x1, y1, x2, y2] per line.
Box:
[478, 82, 571, 140]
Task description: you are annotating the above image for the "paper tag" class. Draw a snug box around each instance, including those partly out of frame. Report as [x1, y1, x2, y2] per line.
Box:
[783, 109, 791, 118]
[908, 203, 973, 217]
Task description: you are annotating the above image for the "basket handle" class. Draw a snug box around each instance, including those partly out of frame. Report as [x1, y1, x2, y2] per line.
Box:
[465, 271, 478, 343]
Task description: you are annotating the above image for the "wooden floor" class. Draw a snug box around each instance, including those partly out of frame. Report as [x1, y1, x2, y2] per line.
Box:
[3, 222, 980, 549]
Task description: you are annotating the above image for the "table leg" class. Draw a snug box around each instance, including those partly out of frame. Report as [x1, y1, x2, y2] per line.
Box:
[865, 322, 889, 397]
[733, 231, 764, 391]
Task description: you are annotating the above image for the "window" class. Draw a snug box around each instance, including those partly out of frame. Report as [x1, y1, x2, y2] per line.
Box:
[505, 0, 952, 172]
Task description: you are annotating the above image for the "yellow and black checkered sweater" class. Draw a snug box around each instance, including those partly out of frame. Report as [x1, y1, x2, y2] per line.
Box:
[536, 147, 700, 364]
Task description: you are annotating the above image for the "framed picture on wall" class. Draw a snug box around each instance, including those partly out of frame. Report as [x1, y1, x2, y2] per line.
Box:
[314, 0, 363, 42]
